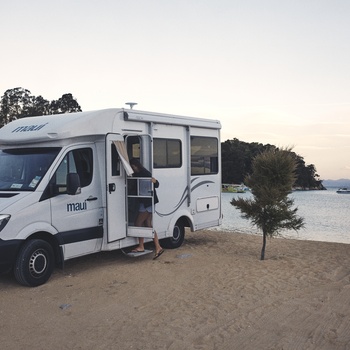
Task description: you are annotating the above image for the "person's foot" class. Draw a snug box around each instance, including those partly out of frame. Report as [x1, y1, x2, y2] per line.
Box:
[131, 247, 145, 253]
[153, 249, 164, 260]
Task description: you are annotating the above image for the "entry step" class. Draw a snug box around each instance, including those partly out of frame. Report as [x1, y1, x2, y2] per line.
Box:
[124, 249, 153, 257]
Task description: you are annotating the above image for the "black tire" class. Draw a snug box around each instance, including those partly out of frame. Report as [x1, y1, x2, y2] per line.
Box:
[162, 220, 185, 249]
[14, 239, 54, 287]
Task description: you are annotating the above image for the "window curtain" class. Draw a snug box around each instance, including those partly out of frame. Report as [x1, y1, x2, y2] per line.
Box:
[113, 141, 134, 176]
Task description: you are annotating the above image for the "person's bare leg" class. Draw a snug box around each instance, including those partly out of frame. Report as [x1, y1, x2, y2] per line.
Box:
[146, 213, 163, 256]
[132, 211, 149, 252]
[135, 211, 149, 227]
[136, 237, 145, 251]
[153, 231, 163, 255]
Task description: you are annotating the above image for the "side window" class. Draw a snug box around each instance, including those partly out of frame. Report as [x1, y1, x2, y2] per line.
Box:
[191, 137, 218, 175]
[111, 143, 121, 176]
[127, 136, 141, 159]
[153, 138, 182, 168]
[53, 148, 93, 193]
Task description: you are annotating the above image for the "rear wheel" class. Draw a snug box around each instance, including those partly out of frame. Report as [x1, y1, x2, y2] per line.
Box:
[14, 239, 54, 287]
[162, 220, 185, 249]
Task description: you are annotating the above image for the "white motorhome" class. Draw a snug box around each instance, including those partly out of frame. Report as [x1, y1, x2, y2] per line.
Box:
[0, 108, 222, 286]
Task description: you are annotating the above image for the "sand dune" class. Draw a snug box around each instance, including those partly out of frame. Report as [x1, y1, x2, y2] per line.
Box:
[1, 230, 349, 349]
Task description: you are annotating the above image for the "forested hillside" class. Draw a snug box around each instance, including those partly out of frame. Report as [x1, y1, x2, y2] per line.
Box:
[222, 138, 324, 190]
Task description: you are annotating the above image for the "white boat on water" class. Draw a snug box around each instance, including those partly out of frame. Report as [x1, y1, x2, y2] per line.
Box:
[222, 183, 249, 193]
[336, 187, 350, 194]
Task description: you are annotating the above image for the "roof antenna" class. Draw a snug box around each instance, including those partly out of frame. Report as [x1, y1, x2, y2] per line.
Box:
[125, 102, 137, 109]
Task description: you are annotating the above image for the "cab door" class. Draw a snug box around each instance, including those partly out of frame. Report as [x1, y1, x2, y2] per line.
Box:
[49, 145, 103, 259]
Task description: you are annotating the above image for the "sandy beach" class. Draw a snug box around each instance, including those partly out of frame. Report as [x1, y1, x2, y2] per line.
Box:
[1, 229, 350, 350]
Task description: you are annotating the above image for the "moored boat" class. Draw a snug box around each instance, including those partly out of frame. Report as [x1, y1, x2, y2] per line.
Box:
[336, 187, 350, 194]
[222, 183, 249, 193]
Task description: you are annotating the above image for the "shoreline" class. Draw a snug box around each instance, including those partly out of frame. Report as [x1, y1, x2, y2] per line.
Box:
[1, 229, 350, 349]
[210, 227, 350, 246]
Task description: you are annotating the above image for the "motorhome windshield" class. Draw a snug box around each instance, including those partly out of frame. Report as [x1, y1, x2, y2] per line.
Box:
[0, 148, 61, 191]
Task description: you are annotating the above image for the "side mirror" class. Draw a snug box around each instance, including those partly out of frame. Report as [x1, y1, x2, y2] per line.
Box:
[67, 173, 81, 195]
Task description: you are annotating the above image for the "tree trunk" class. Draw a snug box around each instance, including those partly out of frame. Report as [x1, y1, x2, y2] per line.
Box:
[261, 231, 267, 260]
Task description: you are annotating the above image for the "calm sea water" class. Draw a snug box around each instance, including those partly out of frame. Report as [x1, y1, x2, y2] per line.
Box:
[212, 188, 350, 244]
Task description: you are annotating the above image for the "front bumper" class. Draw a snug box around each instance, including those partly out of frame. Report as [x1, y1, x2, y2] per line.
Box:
[0, 239, 22, 274]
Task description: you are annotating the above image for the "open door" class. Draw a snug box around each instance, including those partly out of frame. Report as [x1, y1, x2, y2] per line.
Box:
[106, 134, 129, 242]
[106, 134, 155, 242]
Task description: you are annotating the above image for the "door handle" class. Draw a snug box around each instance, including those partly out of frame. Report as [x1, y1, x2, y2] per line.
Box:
[86, 196, 98, 201]
[108, 183, 116, 194]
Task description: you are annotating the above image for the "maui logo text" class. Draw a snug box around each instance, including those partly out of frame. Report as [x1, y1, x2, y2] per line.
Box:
[67, 201, 87, 212]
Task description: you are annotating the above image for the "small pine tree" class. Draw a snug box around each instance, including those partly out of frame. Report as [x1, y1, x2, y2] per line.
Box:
[231, 148, 304, 260]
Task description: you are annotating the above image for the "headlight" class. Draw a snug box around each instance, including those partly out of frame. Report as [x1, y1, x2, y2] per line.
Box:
[0, 214, 11, 232]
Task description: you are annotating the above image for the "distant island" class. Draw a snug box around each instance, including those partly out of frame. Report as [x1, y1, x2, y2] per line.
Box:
[322, 179, 350, 188]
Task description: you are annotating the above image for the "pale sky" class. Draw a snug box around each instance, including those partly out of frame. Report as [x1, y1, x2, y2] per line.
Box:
[1, 0, 349, 180]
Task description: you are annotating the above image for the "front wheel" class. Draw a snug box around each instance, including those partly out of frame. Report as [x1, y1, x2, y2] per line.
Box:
[161, 221, 185, 249]
[14, 239, 54, 287]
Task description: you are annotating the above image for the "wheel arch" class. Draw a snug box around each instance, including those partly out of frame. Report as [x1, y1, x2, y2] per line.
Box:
[21, 231, 63, 269]
[161, 214, 193, 249]
[167, 211, 194, 235]
[16, 222, 63, 269]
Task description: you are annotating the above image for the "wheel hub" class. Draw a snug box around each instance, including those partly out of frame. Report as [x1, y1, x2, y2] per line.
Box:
[29, 250, 47, 276]
[173, 226, 180, 240]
